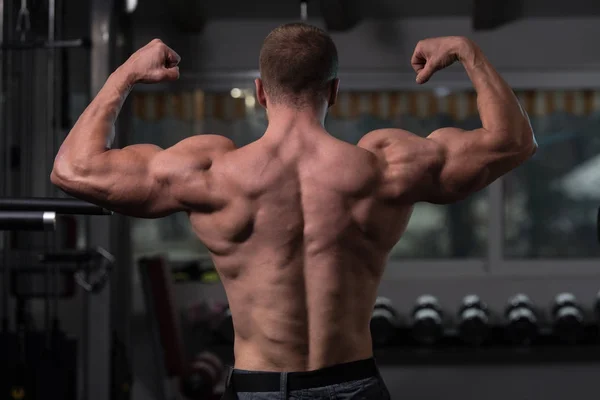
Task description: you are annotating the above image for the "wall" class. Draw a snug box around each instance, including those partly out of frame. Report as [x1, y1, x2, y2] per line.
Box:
[132, 15, 600, 90]
[135, 18, 600, 71]
[124, 5, 600, 399]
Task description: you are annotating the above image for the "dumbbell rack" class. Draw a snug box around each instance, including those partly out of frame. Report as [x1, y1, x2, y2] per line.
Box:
[182, 293, 600, 368]
[368, 294, 600, 366]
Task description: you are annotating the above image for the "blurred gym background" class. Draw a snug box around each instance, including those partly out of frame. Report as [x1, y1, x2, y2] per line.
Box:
[2, 0, 600, 399]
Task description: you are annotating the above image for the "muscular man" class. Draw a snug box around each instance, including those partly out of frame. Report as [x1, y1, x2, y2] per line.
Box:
[51, 24, 536, 399]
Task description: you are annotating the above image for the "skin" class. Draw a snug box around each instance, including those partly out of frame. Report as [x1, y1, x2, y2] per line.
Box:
[51, 36, 536, 372]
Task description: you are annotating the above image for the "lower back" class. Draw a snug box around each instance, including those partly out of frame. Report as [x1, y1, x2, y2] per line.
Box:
[224, 253, 380, 372]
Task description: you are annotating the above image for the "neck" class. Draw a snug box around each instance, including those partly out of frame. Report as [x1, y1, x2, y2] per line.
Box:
[265, 103, 327, 130]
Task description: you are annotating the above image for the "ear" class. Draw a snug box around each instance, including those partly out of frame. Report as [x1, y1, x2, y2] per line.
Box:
[255, 78, 267, 108]
[328, 78, 340, 107]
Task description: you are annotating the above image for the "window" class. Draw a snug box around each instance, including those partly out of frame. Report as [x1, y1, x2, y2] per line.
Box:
[504, 90, 600, 258]
[130, 89, 489, 259]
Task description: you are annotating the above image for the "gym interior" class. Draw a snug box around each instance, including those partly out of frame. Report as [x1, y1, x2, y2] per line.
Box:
[2, 0, 600, 399]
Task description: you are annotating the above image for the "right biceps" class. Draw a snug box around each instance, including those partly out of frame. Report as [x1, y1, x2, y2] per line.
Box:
[423, 127, 526, 203]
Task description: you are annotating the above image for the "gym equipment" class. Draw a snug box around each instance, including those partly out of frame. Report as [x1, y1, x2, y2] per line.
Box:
[180, 352, 224, 399]
[0, 211, 56, 231]
[0, 0, 113, 395]
[552, 293, 584, 344]
[2, 0, 90, 50]
[0, 197, 112, 215]
[41, 248, 115, 293]
[370, 297, 400, 347]
[138, 257, 186, 400]
[457, 295, 490, 346]
[1, 249, 112, 399]
[411, 295, 443, 346]
[216, 305, 234, 344]
[2, 257, 78, 400]
[504, 294, 538, 345]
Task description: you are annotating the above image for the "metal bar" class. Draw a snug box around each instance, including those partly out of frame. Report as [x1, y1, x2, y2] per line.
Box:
[0, 38, 90, 50]
[0, 0, 4, 197]
[45, 0, 57, 342]
[47, 0, 56, 198]
[0, 211, 56, 231]
[1, 231, 9, 332]
[0, 197, 112, 215]
[88, 1, 114, 397]
[0, 0, 8, 334]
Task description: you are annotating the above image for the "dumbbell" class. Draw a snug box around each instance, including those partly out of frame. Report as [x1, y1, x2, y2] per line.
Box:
[180, 352, 223, 399]
[505, 294, 538, 345]
[411, 295, 443, 345]
[552, 293, 584, 344]
[457, 294, 490, 346]
[370, 297, 400, 347]
[216, 305, 234, 344]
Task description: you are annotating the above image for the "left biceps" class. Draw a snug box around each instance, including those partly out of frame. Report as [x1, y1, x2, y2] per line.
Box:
[105, 146, 185, 217]
[53, 144, 185, 218]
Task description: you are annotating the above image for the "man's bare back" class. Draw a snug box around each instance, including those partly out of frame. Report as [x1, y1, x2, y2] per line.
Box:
[51, 24, 537, 398]
[190, 129, 411, 371]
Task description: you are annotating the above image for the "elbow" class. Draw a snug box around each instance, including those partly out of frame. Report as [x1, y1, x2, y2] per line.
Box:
[502, 121, 537, 160]
[50, 162, 73, 189]
[529, 140, 538, 157]
[50, 159, 90, 190]
[521, 123, 537, 159]
[513, 137, 536, 164]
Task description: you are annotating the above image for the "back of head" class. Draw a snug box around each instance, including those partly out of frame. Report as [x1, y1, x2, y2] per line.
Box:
[259, 23, 338, 108]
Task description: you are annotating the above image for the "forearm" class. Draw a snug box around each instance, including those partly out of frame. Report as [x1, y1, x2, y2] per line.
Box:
[458, 40, 534, 148]
[53, 68, 134, 171]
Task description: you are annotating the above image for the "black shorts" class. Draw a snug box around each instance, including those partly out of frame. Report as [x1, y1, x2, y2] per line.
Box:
[221, 358, 391, 399]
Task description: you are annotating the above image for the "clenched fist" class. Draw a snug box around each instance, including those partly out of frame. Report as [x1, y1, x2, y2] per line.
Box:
[411, 36, 476, 84]
[122, 39, 181, 84]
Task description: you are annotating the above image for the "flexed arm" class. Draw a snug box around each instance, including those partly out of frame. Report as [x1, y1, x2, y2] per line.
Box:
[359, 37, 537, 203]
[51, 40, 235, 217]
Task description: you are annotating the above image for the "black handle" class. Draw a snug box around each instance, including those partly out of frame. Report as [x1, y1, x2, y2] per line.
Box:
[0, 211, 56, 231]
[0, 197, 112, 215]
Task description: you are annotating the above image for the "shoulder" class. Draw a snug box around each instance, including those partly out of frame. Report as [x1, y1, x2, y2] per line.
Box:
[155, 135, 236, 174]
[178, 134, 237, 153]
[357, 128, 425, 151]
[356, 129, 446, 202]
[358, 129, 443, 162]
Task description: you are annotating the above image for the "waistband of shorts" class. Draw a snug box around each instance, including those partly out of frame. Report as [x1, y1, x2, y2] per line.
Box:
[228, 357, 379, 392]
